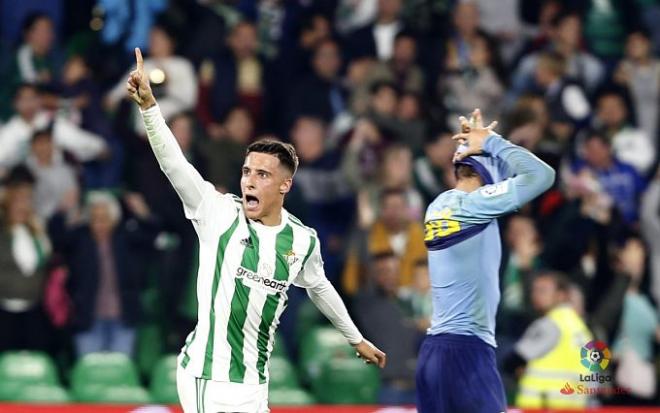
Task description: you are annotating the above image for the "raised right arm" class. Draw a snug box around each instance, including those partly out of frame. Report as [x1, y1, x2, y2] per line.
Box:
[128, 47, 215, 220]
[141, 104, 213, 218]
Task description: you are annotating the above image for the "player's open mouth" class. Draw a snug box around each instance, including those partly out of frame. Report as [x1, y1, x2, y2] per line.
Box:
[245, 194, 260, 210]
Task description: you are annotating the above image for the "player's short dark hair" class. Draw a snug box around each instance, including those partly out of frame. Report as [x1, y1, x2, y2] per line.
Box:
[246, 138, 299, 176]
[454, 163, 480, 180]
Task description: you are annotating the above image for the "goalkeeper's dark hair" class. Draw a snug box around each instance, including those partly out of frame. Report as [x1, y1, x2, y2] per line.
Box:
[246, 138, 299, 176]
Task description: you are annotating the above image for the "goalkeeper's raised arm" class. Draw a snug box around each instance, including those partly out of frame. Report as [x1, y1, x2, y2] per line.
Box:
[127, 47, 212, 219]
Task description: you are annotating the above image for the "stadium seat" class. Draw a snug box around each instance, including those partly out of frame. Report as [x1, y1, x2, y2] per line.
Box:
[311, 358, 380, 404]
[75, 384, 151, 403]
[9, 383, 70, 403]
[150, 354, 179, 404]
[136, 322, 164, 377]
[295, 300, 324, 344]
[268, 356, 299, 390]
[269, 388, 315, 406]
[72, 352, 140, 387]
[71, 352, 149, 402]
[270, 332, 287, 357]
[0, 351, 60, 400]
[298, 327, 355, 383]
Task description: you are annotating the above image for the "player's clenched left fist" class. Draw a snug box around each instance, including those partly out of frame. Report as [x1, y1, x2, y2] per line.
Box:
[126, 47, 156, 110]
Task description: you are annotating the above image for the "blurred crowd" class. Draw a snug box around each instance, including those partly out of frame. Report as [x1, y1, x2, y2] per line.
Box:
[0, 0, 659, 407]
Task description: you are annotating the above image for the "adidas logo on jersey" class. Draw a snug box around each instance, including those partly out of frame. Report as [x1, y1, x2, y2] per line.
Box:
[240, 237, 254, 248]
[236, 266, 288, 293]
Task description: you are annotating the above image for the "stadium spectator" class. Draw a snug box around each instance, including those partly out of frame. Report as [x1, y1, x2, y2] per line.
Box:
[290, 115, 354, 238]
[0, 83, 107, 174]
[342, 188, 426, 295]
[499, 216, 542, 338]
[0, 166, 52, 353]
[398, 259, 432, 335]
[24, 129, 78, 221]
[593, 90, 655, 175]
[344, 140, 423, 227]
[641, 169, 660, 306]
[353, 252, 417, 405]
[533, 51, 591, 139]
[506, 271, 592, 409]
[49, 192, 158, 357]
[203, 21, 265, 128]
[199, 106, 253, 194]
[288, 39, 346, 128]
[439, 32, 504, 129]
[413, 130, 456, 204]
[57, 54, 124, 188]
[10, 13, 63, 87]
[571, 130, 645, 225]
[350, 32, 424, 118]
[444, 0, 485, 72]
[611, 238, 660, 404]
[345, 0, 406, 61]
[106, 24, 197, 135]
[474, 0, 524, 64]
[396, 92, 427, 155]
[511, 11, 605, 98]
[614, 29, 660, 146]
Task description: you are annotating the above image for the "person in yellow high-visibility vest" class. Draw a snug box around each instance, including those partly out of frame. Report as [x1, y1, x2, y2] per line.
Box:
[503, 271, 593, 409]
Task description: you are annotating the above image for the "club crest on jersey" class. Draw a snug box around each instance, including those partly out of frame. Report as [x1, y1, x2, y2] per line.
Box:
[283, 250, 299, 267]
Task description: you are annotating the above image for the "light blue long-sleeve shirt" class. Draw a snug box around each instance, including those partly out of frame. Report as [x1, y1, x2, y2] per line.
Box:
[425, 134, 555, 347]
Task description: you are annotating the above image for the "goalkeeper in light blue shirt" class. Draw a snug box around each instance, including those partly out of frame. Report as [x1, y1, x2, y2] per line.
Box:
[416, 109, 556, 413]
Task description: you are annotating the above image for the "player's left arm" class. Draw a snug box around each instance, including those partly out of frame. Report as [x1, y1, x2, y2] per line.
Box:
[294, 237, 387, 368]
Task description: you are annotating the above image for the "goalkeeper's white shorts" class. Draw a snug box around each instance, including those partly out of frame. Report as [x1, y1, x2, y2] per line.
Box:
[177, 363, 269, 413]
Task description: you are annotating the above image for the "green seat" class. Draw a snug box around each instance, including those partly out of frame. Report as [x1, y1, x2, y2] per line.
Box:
[76, 384, 151, 403]
[136, 322, 164, 378]
[269, 388, 315, 406]
[295, 300, 324, 345]
[299, 327, 354, 383]
[0, 351, 59, 400]
[268, 356, 298, 390]
[312, 358, 380, 404]
[10, 384, 70, 403]
[72, 352, 140, 387]
[72, 352, 146, 402]
[150, 354, 179, 404]
[270, 333, 287, 358]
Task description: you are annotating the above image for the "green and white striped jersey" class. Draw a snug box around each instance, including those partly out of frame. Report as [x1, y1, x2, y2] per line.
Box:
[141, 104, 362, 386]
[179, 191, 323, 384]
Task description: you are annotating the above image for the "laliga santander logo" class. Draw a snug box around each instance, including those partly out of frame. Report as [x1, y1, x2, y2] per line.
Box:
[560, 383, 575, 395]
[580, 340, 611, 372]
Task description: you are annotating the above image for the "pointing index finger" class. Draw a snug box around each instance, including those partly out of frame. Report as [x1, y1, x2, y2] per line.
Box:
[135, 47, 144, 73]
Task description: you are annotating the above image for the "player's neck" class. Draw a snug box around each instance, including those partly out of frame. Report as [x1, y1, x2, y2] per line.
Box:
[255, 206, 284, 226]
[455, 177, 481, 193]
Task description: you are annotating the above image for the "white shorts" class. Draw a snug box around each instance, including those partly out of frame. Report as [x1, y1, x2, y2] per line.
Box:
[176, 363, 269, 413]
